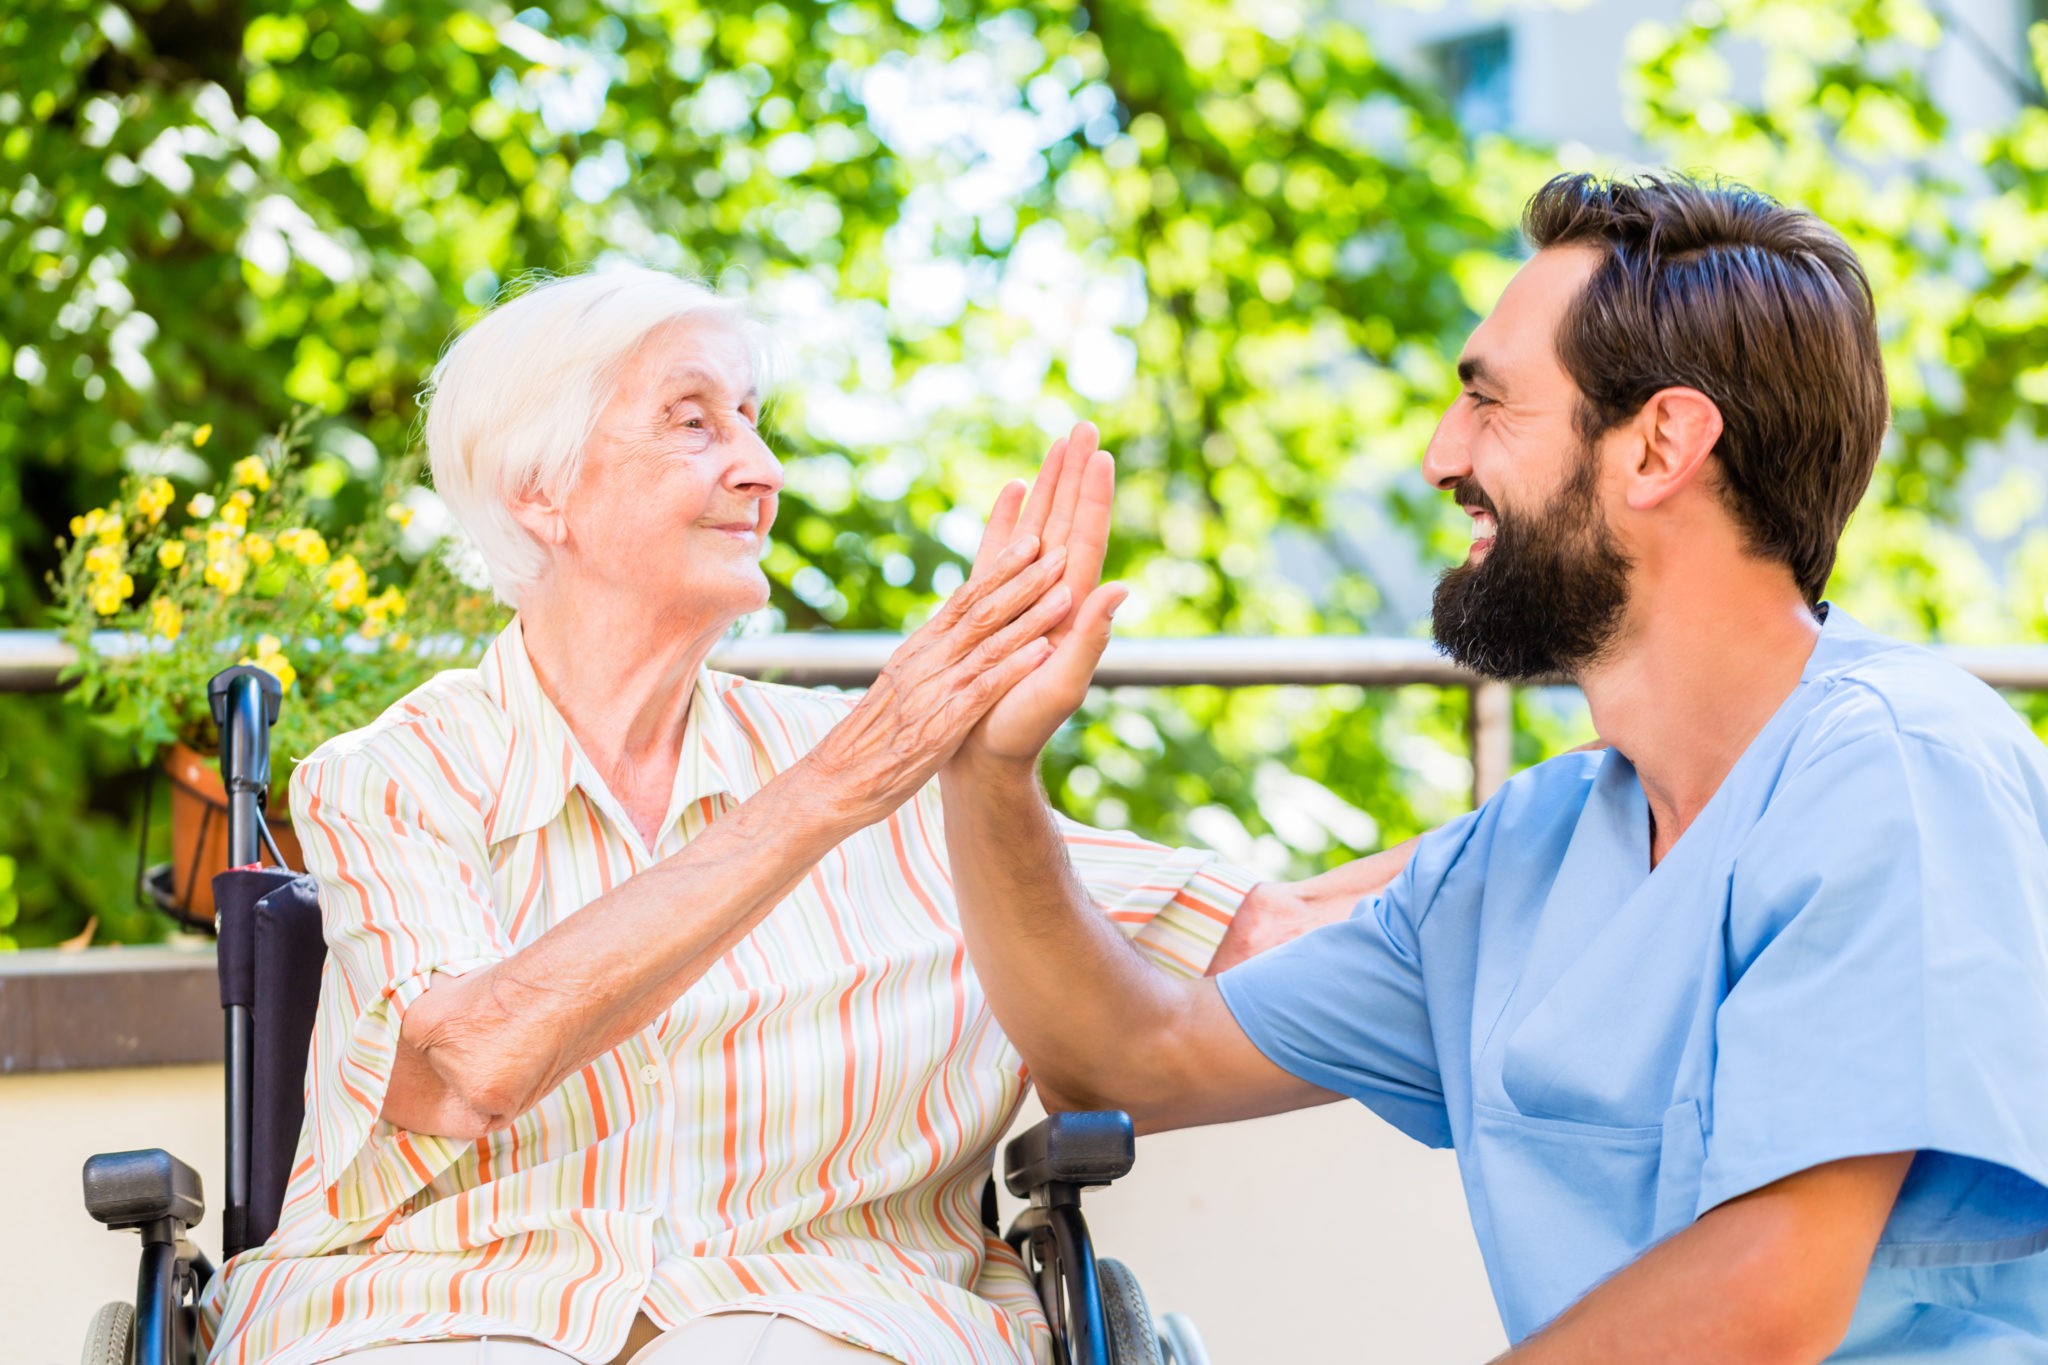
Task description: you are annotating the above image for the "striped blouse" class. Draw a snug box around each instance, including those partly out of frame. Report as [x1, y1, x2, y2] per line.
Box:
[200, 619, 1256, 1365]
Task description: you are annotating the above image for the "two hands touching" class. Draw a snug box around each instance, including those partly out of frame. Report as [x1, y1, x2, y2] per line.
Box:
[804, 421, 1123, 821]
[807, 420, 1401, 965]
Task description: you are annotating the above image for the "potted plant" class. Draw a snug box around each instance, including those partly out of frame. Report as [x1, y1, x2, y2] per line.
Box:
[49, 416, 506, 931]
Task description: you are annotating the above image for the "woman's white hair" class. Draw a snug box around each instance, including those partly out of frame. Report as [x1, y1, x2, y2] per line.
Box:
[421, 265, 774, 607]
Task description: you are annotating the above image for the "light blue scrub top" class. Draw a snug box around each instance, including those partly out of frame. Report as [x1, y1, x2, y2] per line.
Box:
[1219, 609, 2048, 1358]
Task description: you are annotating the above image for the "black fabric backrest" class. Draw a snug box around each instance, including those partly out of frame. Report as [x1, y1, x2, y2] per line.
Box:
[215, 867, 328, 1248]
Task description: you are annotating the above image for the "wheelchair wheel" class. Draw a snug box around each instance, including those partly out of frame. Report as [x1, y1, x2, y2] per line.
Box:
[1157, 1311, 1211, 1365]
[81, 1300, 134, 1365]
[1098, 1258, 1163, 1365]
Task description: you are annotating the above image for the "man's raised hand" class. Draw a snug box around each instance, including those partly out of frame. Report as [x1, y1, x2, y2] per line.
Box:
[960, 422, 1126, 767]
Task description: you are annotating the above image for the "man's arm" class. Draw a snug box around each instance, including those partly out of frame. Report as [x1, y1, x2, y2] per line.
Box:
[940, 437, 1341, 1129]
[1502, 1152, 1913, 1365]
[942, 749, 1338, 1130]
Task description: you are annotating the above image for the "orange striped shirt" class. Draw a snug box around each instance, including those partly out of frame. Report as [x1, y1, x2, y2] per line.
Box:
[200, 619, 1255, 1364]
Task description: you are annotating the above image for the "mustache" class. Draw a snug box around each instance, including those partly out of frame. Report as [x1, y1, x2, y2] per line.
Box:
[1451, 478, 1499, 519]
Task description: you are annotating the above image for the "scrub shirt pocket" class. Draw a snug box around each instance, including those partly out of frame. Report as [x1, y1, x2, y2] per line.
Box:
[1470, 1099, 1705, 1339]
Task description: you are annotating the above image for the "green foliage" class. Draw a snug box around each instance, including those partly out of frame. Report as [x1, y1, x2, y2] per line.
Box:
[0, 0, 2042, 946]
[0, 692, 155, 948]
[0, 855, 16, 951]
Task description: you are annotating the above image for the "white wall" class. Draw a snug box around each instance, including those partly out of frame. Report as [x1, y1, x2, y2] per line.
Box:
[3, 1066, 227, 1365]
[4, 1067, 1504, 1365]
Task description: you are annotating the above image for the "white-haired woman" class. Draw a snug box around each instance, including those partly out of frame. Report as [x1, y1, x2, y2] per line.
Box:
[200, 268, 1389, 1365]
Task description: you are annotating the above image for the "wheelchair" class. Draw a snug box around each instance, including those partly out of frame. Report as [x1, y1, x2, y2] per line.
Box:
[80, 665, 1211, 1365]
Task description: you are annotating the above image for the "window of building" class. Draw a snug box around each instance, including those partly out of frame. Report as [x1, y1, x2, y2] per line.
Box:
[1434, 27, 1514, 136]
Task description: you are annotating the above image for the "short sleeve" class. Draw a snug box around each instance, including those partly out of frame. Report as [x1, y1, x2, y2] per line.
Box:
[291, 750, 512, 1225]
[1055, 813, 1260, 979]
[1705, 728, 2048, 1265]
[1216, 815, 1481, 1150]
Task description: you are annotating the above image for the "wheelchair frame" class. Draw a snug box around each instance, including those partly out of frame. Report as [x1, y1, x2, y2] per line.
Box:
[81, 666, 1198, 1365]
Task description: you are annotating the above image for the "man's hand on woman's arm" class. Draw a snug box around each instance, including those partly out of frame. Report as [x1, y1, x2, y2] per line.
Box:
[1211, 838, 1418, 975]
[383, 441, 1100, 1140]
[1498, 1152, 1912, 1365]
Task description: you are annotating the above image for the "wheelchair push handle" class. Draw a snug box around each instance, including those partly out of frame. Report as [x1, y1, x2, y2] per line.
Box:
[208, 664, 283, 870]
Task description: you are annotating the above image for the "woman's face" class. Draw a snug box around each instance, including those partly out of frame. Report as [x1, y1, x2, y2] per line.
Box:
[551, 317, 782, 627]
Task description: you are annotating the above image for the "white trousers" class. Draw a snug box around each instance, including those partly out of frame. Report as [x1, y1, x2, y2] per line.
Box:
[333, 1312, 883, 1365]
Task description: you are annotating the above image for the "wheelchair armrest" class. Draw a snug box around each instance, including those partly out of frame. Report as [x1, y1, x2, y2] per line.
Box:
[1003, 1111, 1135, 1198]
[83, 1148, 205, 1233]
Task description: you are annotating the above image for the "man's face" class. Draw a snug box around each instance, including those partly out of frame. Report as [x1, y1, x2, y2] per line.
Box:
[1421, 246, 1634, 681]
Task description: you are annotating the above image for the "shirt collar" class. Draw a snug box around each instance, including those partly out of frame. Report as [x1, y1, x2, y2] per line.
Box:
[481, 617, 759, 847]
[1797, 601, 1897, 687]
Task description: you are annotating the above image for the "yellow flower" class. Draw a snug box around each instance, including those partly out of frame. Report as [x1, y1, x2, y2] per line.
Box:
[385, 502, 415, 529]
[69, 509, 97, 539]
[84, 543, 125, 579]
[157, 541, 186, 570]
[192, 423, 213, 447]
[149, 596, 183, 641]
[360, 585, 407, 639]
[277, 527, 329, 567]
[186, 493, 215, 518]
[135, 477, 176, 525]
[323, 554, 369, 611]
[388, 631, 413, 651]
[245, 534, 274, 565]
[231, 457, 270, 491]
[218, 499, 247, 529]
[95, 513, 124, 546]
[205, 561, 247, 594]
[89, 573, 134, 616]
[237, 646, 295, 692]
[204, 544, 248, 595]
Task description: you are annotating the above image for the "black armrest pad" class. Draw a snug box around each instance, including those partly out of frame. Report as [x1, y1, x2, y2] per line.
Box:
[83, 1148, 205, 1230]
[1003, 1111, 1135, 1197]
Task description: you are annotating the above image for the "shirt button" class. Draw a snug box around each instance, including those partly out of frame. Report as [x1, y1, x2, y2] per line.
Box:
[639, 1064, 661, 1085]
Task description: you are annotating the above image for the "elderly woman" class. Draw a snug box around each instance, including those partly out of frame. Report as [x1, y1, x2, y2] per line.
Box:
[200, 267, 1396, 1365]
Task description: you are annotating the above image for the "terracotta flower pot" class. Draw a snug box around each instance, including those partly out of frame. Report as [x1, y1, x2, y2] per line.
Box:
[162, 742, 304, 923]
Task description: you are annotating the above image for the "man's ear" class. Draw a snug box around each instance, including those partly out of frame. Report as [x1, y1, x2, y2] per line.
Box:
[505, 478, 569, 548]
[1625, 387, 1724, 511]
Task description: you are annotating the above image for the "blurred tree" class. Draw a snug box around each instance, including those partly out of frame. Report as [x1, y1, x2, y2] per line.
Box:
[0, 0, 2040, 944]
[0, 0, 1506, 943]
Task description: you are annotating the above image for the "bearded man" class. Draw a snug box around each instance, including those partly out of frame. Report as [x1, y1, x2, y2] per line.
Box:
[935, 173, 2048, 1362]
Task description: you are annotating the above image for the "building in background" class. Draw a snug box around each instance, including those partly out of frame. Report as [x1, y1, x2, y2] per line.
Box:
[1357, 0, 2037, 158]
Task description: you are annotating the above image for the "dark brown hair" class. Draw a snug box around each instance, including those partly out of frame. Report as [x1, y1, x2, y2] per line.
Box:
[1522, 172, 1889, 604]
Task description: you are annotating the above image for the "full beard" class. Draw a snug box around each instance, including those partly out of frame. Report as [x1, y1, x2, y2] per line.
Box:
[1429, 450, 1633, 681]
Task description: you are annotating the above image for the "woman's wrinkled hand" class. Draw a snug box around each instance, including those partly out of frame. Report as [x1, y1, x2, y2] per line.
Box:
[803, 530, 1075, 829]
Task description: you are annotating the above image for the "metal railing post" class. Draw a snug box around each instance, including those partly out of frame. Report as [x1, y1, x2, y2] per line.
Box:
[1468, 682, 1513, 809]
